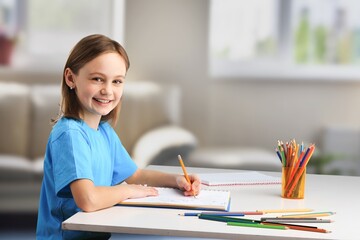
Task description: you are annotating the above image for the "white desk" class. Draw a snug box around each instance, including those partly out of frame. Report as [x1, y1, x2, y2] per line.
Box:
[62, 165, 359, 240]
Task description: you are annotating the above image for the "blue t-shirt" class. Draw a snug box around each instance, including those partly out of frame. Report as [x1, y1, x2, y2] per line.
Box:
[36, 117, 137, 240]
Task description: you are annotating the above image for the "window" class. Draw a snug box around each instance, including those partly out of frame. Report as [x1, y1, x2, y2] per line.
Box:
[3, 0, 125, 71]
[209, 0, 360, 81]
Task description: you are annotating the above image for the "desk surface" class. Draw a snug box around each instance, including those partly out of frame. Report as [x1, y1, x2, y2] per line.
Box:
[62, 165, 359, 240]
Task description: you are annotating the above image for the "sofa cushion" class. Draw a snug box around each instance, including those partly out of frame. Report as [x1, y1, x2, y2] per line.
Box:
[29, 84, 61, 159]
[0, 155, 35, 181]
[0, 83, 30, 158]
[132, 125, 197, 168]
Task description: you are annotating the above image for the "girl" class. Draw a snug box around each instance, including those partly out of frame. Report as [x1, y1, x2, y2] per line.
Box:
[36, 34, 200, 239]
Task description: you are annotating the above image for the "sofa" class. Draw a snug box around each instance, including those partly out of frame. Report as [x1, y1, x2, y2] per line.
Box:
[0, 80, 197, 214]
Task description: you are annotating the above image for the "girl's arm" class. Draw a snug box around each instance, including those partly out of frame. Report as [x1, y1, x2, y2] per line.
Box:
[70, 168, 201, 213]
[70, 179, 158, 212]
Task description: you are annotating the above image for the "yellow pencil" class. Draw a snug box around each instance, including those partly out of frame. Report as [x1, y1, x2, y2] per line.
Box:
[256, 208, 313, 214]
[178, 155, 196, 198]
[281, 212, 336, 218]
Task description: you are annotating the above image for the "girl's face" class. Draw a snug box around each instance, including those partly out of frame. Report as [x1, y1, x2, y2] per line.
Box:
[65, 52, 127, 129]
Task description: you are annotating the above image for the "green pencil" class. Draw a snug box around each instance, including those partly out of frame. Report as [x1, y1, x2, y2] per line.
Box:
[198, 214, 259, 224]
[228, 222, 288, 230]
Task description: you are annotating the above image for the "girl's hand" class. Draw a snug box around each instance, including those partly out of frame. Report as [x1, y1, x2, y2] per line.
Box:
[176, 174, 201, 196]
[125, 184, 159, 199]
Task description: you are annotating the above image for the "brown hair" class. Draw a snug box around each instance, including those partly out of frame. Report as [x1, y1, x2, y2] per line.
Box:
[55, 34, 130, 127]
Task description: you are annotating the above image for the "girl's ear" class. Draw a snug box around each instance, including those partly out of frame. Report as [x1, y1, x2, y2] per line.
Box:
[64, 68, 75, 89]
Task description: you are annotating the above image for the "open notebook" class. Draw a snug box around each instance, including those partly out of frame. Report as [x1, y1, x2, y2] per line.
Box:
[119, 187, 231, 211]
[198, 171, 281, 186]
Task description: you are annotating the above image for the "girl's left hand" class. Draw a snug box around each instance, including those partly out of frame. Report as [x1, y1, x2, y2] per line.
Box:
[176, 174, 201, 196]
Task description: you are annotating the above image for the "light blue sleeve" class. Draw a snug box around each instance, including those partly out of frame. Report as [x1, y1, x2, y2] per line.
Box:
[109, 128, 138, 185]
[52, 129, 94, 198]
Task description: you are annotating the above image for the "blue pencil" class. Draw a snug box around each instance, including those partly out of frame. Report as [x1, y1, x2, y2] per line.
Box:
[275, 148, 282, 163]
[178, 212, 200, 216]
[179, 212, 247, 217]
[299, 147, 311, 167]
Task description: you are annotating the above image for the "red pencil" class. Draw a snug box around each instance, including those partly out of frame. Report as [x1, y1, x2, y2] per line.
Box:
[262, 222, 331, 233]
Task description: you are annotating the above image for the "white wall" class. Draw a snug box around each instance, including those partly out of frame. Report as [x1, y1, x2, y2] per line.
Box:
[124, 0, 360, 151]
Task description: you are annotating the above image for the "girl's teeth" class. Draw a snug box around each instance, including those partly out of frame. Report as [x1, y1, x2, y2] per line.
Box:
[96, 99, 110, 103]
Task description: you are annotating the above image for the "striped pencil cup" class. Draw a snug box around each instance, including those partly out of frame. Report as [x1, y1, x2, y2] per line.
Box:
[281, 167, 306, 199]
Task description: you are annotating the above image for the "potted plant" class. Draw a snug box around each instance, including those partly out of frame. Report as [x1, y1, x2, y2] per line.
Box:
[0, 0, 18, 66]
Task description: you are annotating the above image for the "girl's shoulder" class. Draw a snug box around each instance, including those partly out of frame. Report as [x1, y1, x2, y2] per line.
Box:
[53, 117, 82, 131]
[50, 117, 87, 139]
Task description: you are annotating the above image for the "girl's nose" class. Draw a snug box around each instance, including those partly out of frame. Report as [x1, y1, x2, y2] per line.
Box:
[101, 84, 112, 95]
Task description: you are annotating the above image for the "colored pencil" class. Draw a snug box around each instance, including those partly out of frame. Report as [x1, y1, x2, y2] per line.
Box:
[286, 144, 315, 197]
[261, 217, 317, 221]
[256, 208, 313, 214]
[233, 211, 263, 215]
[263, 219, 333, 223]
[198, 214, 260, 224]
[178, 212, 201, 216]
[263, 222, 317, 229]
[203, 211, 261, 216]
[262, 222, 331, 233]
[278, 141, 286, 166]
[228, 222, 288, 230]
[180, 211, 261, 216]
[179, 212, 245, 217]
[285, 148, 305, 190]
[275, 148, 282, 163]
[281, 211, 336, 218]
[178, 155, 195, 198]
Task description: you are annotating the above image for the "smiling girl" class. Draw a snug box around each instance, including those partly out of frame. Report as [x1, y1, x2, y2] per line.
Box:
[36, 34, 200, 240]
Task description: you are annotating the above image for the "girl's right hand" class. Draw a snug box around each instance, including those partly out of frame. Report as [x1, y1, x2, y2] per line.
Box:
[126, 184, 159, 199]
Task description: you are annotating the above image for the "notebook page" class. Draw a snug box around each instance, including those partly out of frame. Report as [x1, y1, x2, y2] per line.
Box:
[120, 187, 230, 211]
[198, 171, 281, 186]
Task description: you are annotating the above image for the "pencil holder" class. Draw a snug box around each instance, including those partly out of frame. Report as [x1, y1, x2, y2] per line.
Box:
[281, 167, 306, 199]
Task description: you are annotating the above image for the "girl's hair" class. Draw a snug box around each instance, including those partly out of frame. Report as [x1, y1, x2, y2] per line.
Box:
[54, 34, 130, 127]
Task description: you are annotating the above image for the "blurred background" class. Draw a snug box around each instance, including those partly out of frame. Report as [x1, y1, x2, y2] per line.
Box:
[1, 0, 360, 237]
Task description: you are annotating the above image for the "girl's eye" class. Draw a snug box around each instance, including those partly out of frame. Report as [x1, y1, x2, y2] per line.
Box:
[113, 79, 123, 84]
[92, 77, 102, 82]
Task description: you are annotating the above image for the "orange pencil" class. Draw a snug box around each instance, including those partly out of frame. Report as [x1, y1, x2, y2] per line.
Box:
[286, 145, 315, 197]
[178, 155, 195, 197]
[286, 151, 296, 181]
[286, 145, 315, 196]
[285, 144, 313, 191]
[285, 148, 305, 191]
[286, 150, 297, 186]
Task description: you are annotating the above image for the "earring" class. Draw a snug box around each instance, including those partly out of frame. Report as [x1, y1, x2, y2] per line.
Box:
[70, 86, 73, 90]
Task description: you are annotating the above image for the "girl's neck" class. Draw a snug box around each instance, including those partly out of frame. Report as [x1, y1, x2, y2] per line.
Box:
[80, 114, 101, 130]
